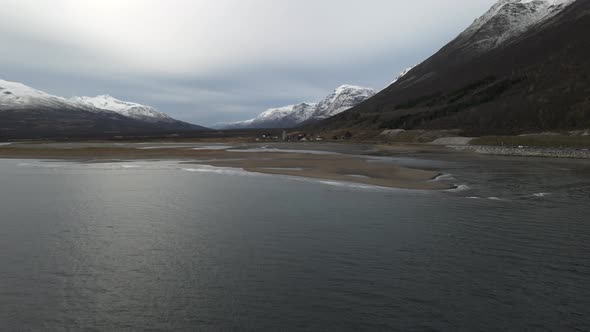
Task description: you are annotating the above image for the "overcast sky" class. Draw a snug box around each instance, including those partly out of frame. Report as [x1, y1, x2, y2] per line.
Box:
[0, 0, 496, 125]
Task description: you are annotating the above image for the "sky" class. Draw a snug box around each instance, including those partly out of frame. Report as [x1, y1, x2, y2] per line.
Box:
[0, 0, 496, 126]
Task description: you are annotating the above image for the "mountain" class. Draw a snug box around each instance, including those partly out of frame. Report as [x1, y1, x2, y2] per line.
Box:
[390, 66, 415, 86]
[221, 103, 317, 129]
[455, 0, 576, 53]
[312, 0, 589, 135]
[0, 79, 207, 139]
[1, 79, 96, 112]
[281, 103, 319, 126]
[310, 85, 375, 121]
[218, 85, 375, 129]
[71, 95, 173, 123]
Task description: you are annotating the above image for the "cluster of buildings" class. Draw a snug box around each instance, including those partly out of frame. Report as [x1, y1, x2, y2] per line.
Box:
[255, 131, 326, 142]
[254, 130, 355, 142]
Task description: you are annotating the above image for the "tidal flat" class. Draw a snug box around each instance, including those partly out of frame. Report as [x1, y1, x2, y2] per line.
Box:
[0, 142, 452, 190]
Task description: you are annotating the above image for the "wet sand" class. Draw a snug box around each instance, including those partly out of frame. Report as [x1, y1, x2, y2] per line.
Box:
[0, 143, 450, 190]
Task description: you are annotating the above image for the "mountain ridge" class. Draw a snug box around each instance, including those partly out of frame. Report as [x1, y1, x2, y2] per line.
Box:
[0, 78, 208, 139]
[71, 95, 174, 123]
[217, 84, 375, 129]
[311, 0, 588, 135]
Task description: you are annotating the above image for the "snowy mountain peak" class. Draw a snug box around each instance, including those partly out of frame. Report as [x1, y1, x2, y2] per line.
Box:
[311, 84, 375, 120]
[1, 78, 180, 125]
[1, 79, 45, 97]
[216, 84, 375, 129]
[1, 79, 77, 110]
[458, 0, 576, 51]
[333, 84, 370, 94]
[241, 102, 318, 128]
[71, 95, 171, 121]
[258, 104, 301, 120]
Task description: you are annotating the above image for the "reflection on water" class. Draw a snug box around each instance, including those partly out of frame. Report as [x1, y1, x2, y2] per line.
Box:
[0, 156, 589, 330]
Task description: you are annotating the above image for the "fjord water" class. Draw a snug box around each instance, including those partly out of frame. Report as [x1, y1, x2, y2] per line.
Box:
[1, 157, 589, 330]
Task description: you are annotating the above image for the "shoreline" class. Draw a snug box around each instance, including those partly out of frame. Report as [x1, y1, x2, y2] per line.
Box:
[2, 140, 586, 190]
[449, 145, 590, 159]
[0, 144, 450, 190]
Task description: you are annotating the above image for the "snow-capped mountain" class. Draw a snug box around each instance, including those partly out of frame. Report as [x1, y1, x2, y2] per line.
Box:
[255, 103, 313, 124]
[220, 119, 255, 129]
[310, 85, 375, 121]
[220, 103, 317, 129]
[218, 85, 374, 129]
[0, 78, 206, 138]
[455, 0, 576, 52]
[280, 103, 319, 126]
[316, 0, 588, 134]
[254, 102, 318, 128]
[0, 78, 179, 123]
[387, 0, 577, 89]
[0, 79, 95, 112]
[220, 118, 255, 129]
[71, 95, 173, 123]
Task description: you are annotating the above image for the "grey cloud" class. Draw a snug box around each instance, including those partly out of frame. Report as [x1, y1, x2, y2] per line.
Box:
[0, 0, 496, 126]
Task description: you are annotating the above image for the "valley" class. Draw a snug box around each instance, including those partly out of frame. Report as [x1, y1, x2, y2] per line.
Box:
[2, 1, 590, 330]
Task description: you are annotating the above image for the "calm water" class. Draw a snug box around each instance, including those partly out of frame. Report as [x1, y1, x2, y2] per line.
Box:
[1, 155, 589, 330]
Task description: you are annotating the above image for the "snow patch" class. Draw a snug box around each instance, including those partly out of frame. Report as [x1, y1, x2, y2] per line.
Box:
[311, 85, 375, 120]
[458, 0, 577, 51]
[1, 79, 84, 111]
[390, 66, 415, 85]
[72, 95, 171, 121]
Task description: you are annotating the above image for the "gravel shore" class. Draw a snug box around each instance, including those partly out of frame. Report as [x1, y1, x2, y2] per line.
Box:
[452, 145, 590, 159]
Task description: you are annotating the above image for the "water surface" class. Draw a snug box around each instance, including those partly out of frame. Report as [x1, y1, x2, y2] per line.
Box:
[0, 156, 589, 330]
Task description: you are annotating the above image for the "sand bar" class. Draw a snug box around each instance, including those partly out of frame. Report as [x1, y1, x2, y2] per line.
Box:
[0, 144, 450, 190]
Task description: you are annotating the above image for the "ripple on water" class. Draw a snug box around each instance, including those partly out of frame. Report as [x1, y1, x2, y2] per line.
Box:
[446, 184, 471, 192]
[191, 145, 234, 150]
[0, 158, 589, 330]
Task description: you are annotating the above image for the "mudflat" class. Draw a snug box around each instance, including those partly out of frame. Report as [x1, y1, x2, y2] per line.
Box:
[0, 142, 449, 190]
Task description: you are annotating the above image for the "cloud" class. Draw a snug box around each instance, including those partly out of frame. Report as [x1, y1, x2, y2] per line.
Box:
[0, 0, 496, 125]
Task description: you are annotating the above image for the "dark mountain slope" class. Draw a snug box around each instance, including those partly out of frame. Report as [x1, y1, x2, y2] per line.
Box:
[0, 107, 206, 139]
[313, 0, 590, 135]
